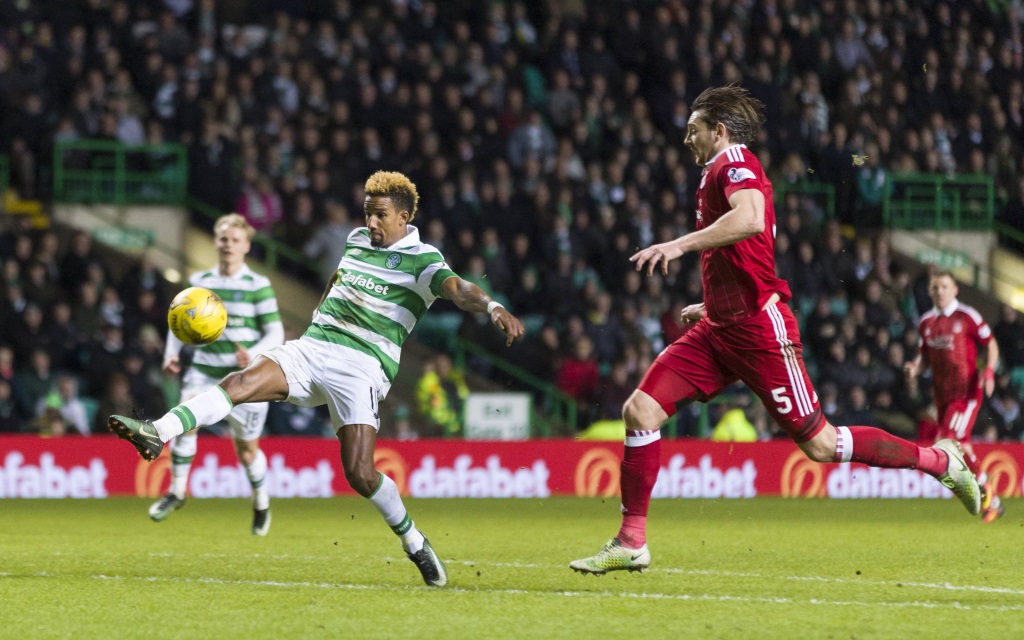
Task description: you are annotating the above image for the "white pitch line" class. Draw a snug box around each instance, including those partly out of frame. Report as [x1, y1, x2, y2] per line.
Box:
[175, 553, 1024, 597]
[1, 572, 1023, 612]
[14, 550, 1024, 599]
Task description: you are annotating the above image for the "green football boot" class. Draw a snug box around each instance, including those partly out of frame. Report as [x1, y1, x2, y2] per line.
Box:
[108, 415, 165, 461]
[934, 439, 981, 515]
[569, 538, 651, 575]
[149, 493, 186, 522]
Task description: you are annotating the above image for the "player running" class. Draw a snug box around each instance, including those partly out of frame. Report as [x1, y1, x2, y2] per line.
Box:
[150, 214, 284, 535]
[110, 171, 525, 587]
[905, 270, 1003, 523]
[569, 85, 981, 576]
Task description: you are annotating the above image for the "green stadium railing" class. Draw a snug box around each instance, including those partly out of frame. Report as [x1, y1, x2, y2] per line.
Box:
[996, 220, 1024, 251]
[883, 173, 994, 230]
[774, 180, 836, 219]
[453, 337, 576, 437]
[53, 139, 187, 205]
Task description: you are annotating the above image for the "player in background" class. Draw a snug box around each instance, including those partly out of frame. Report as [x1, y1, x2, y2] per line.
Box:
[110, 171, 525, 587]
[905, 271, 1003, 522]
[569, 86, 981, 575]
[151, 214, 284, 535]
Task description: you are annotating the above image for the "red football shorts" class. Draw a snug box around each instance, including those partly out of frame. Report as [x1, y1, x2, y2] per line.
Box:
[936, 387, 984, 442]
[638, 303, 826, 442]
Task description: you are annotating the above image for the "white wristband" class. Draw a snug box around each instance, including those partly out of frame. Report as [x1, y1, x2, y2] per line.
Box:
[486, 300, 504, 314]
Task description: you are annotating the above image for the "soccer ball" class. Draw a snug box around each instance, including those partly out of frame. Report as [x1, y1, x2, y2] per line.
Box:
[167, 286, 228, 345]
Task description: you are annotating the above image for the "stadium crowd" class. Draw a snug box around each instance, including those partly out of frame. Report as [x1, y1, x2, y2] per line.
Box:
[1, 0, 1024, 438]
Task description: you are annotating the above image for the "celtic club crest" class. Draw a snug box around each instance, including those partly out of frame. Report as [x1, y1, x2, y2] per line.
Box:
[385, 253, 402, 269]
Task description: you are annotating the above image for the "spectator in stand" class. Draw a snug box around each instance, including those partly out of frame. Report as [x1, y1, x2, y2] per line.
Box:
[415, 352, 469, 437]
[556, 334, 599, 429]
[303, 198, 356, 286]
[236, 168, 284, 235]
[13, 348, 54, 420]
[0, 378, 21, 432]
[37, 374, 90, 437]
[994, 305, 1024, 371]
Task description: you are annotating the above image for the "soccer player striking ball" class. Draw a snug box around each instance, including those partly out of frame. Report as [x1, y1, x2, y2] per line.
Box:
[110, 171, 525, 587]
[905, 270, 1003, 523]
[569, 86, 980, 575]
[152, 214, 284, 535]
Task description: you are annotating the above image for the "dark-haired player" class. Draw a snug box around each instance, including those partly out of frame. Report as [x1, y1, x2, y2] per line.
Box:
[570, 86, 981, 575]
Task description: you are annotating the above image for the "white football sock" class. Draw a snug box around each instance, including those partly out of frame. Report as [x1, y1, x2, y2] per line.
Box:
[368, 472, 424, 553]
[245, 448, 270, 510]
[153, 386, 233, 442]
[169, 432, 198, 499]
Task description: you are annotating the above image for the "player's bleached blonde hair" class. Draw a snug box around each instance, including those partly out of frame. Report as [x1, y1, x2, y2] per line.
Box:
[215, 213, 256, 240]
[691, 84, 766, 146]
[364, 171, 419, 221]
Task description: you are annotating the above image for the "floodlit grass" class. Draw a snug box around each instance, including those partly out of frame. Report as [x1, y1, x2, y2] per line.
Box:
[2, 497, 1022, 639]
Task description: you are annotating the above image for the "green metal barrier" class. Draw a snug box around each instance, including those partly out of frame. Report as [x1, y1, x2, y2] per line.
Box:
[453, 337, 576, 437]
[774, 180, 836, 219]
[53, 140, 187, 205]
[883, 173, 994, 230]
[996, 220, 1024, 248]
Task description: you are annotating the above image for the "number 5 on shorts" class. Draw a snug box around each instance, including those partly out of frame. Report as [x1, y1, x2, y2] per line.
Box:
[771, 387, 792, 414]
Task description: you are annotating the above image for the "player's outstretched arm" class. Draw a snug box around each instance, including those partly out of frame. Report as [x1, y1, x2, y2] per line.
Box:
[630, 189, 765, 276]
[441, 277, 525, 346]
[981, 337, 1000, 397]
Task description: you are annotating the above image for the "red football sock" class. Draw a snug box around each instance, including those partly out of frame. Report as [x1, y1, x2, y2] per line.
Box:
[915, 446, 948, 478]
[840, 426, 922, 469]
[616, 438, 661, 548]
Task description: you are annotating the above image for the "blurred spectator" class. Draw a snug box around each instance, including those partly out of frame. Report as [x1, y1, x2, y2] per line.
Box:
[596, 360, 632, 421]
[710, 402, 759, 442]
[0, 379, 22, 432]
[416, 352, 469, 437]
[556, 334, 599, 428]
[13, 349, 54, 419]
[507, 108, 556, 170]
[94, 371, 135, 434]
[994, 305, 1024, 371]
[303, 199, 356, 285]
[834, 385, 878, 427]
[236, 169, 284, 234]
[37, 374, 90, 437]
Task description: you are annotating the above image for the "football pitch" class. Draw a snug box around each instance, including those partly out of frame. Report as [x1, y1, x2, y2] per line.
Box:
[2, 497, 1022, 639]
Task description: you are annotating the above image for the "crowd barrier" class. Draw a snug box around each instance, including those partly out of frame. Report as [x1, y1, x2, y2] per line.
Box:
[1, 436, 1022, 500]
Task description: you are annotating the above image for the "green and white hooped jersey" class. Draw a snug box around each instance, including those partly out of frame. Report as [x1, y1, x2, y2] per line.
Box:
[189, 264, 281, 379]
[304, 225, 457, 382]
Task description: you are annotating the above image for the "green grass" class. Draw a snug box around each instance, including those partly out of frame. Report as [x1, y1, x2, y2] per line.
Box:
[2, 498, 1022, 639]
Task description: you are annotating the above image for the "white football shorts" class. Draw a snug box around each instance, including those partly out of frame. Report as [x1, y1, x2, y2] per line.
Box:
[182, 369, 269, 441]
[259, 336, 389, 431]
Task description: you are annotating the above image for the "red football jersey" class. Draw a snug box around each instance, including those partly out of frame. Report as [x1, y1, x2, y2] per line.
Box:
[918, 301, 992, 402]
[695, 144, 792, 325]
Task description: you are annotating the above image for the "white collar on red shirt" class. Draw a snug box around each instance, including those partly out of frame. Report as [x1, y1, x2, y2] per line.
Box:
[704, 143, 748, 166]
[934, 300, 960, 317]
